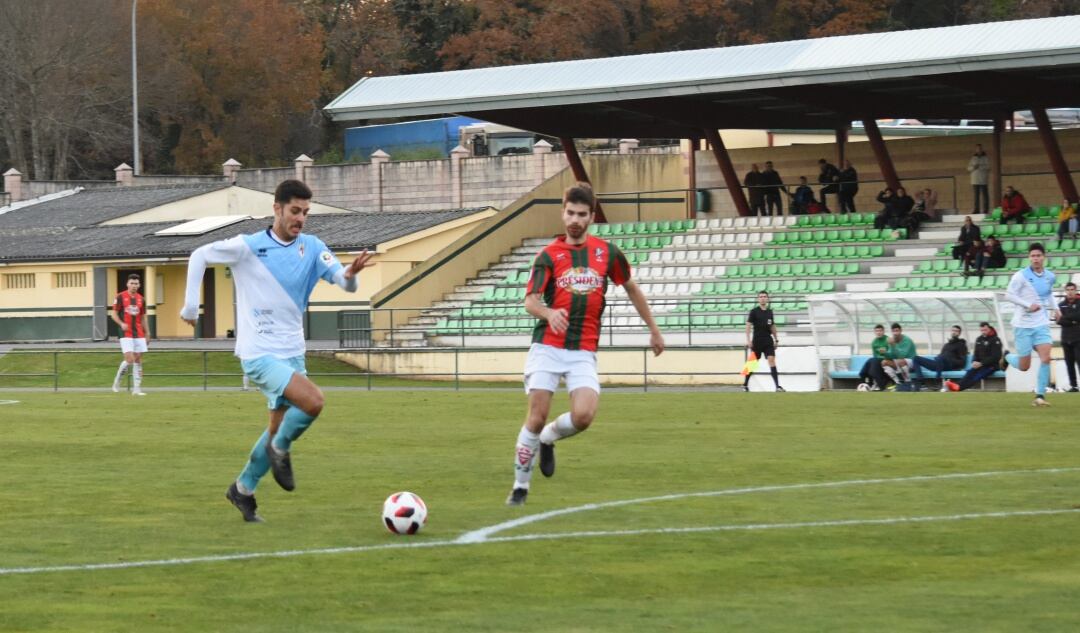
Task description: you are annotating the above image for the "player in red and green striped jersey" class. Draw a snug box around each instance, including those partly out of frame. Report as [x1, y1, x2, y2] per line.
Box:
[506, 183, 665, 506]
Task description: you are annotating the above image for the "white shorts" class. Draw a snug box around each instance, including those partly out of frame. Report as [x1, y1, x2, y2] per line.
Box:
[119, 338, 148, 354]
[523, 343, 600, 394]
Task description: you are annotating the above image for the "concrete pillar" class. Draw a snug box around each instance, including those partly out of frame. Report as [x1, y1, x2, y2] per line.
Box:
[222, 158, 242, 184]
[992, 120, 1005, 207]
[370, 149, 390, 212]
[3, 168, 23, 203]
[618, 138, 640, 154]
[143, 265, 157, 339]
[860, 119, 901, 192]
[687, 138, 699, 217]
[450, 145, 469, 208]
[534, 139, 553, 183]
[294, 154, 313, 183]
[115, 163, 134, 186]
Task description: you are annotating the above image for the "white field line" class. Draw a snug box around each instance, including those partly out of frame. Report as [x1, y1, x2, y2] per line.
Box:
[0, 400, 19, 405]
[1, 467, 1078, 576]
[456, 466, 1080, 543]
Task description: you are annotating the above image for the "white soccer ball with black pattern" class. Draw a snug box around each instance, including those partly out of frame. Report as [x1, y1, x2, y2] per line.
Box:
[382, 491, 428, 535]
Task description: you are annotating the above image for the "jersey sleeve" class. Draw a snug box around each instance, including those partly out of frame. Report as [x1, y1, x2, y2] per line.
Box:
[314, 238, 344, 283]
[526, 251, 554, 296]
[112, 294, 122, 313]
[608, 243, 631, 286]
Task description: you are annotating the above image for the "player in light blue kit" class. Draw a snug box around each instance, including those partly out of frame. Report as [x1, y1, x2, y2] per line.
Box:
[1003, 242, 1059, 407]
[181, 180, 374, 522]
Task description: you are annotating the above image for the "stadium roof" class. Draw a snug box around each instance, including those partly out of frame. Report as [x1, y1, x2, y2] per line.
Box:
[0, 203, 492, 263]
[325, 16, 1080, 136]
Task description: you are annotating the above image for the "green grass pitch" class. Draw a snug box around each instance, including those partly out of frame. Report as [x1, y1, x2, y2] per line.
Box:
[2, 390, 1080, 632]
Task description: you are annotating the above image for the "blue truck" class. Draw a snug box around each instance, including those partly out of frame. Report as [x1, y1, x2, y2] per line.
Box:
[344, 116, 484, 160]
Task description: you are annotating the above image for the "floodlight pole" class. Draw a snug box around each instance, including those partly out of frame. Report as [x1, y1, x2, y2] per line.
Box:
[131, 0, 141, 176]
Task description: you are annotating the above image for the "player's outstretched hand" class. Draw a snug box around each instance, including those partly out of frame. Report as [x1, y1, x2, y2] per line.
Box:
[344, 250, 376, 279]
[181, 317, 197, 327]
[650, 330, 665, 356]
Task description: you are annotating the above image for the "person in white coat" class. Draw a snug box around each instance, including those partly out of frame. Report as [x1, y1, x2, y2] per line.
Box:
[967, 144, 991, 214]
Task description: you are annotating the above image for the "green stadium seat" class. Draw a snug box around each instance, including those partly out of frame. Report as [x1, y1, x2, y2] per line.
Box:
[766, 280, 782, 292]
[793, 280, 809, 292]
[704, 315, 719, 327]
[842, 245, 857, 258]
[981, 224, 996, 237]
[827, 246, 843, 258]
[1065, 255, 1080, 268]
[778, 263, 793, 276]
[780, 279, 795, 292]
[819, 262, 834, 275]
[763, 249, 779, 260]
[796, 216, 813, 227]
[809, 215, 825, 226]
[806, 263, 820, 275]
[844, 263, 858, 274]
[990, 207, 1002, 220]
[792, 263, 807, 275]
[821, 214, 837, 226]
[894, 278, 910, 291]
[764, 263, 779, 276]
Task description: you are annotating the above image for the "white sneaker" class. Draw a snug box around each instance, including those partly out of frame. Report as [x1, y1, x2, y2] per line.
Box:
[939, 386, 949, 392]
[111, 383, 120, 393]
[132, 390, 146, 396]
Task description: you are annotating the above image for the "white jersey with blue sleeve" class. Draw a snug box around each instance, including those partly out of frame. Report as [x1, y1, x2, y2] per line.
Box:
[1005, 266, 1056, 329]
[182, 229, 357, 360]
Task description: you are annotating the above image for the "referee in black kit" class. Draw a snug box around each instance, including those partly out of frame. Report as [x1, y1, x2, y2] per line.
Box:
[744, 290, 784, 392]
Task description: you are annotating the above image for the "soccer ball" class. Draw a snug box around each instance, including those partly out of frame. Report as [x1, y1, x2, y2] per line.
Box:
[382, 491, 428, 535]
[856, 382, 870, 392]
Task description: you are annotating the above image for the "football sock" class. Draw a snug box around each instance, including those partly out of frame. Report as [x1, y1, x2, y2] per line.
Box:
[272, 406, 317, 453]
[1006, 353, 1020, 368]
[743, 371, 752, 386]
[113, 361, 128, 386]
[133, 363, 142, 389]
[513, 426, 539, 490]
[238, 429, 271, 493]
[770, 366, 780, 386]
[1037, 362, 1050, 397]
[899, 364, 911, 382]
[539, 412, 580, 444]
[883, 366, 898, 382]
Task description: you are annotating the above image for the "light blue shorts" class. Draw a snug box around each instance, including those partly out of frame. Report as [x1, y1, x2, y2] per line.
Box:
[241, 355, 306, 410]
[1014, 325, 1053, 357]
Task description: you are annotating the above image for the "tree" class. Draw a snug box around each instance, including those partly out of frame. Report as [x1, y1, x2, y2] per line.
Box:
[140, 0, 325, 172]
[0, 0, 130, 180]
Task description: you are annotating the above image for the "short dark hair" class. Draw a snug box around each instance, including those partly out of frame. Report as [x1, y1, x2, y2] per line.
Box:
[563, 182, 595, 211]
[274, 179, 313, 204]
[952, 324, 962, 331]
[979, 321, 991, 328]
[127, 274, 140, 282]
[874, 323, 885, 330]
[1066, 282, 1077, 289]
[1029, 242, 1046, 254]
[758, 290, 769, 296]
[891, 322, 902, 331]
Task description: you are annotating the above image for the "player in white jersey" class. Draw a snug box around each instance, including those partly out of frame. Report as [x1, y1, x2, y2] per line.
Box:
[1003, 242, 1058, 407]
[181, 180, 374, 522]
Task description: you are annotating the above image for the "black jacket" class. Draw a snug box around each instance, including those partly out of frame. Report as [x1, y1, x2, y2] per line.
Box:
[744, 170, 765, 202]
[972, 331, 1003, 367]
[938, 336, 969, 370]
[819, 163, 840, 192]
[957, 224, 981, 246]
[761, 169, 784, 196]
[986, 243, 1007, 268]
[1058, 298, 1080, 344]
[838, 167, 858, 194]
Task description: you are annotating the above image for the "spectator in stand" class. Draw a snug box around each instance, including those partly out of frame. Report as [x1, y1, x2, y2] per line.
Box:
[945, 322, 1003, 391]
[967, 144, 991, 214]
[744, 163, 766, 216]
[972, 236, 1007, 278]
[1000, 186, 1031, 225]
[905, 188, 937, 237]
[912, 325, 969, 391]
[952, 216, 981, 260]
[762, 161, 785, 217]
[838, 160, 858, 214]
[874, 188, 896, 229]
[1056, 198, 1077, 245]
[790, 176, 815, 215]
[818, 159, 840, 211]
[1057, 281, 1080, 392]
[962, 239, 984, 277]
[874, 187, 915, 232]
[858, 324, 891, 390]
[881, 322, 916, 388]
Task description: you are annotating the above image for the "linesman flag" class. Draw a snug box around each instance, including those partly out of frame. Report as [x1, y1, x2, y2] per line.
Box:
[741, 352, 759, 377]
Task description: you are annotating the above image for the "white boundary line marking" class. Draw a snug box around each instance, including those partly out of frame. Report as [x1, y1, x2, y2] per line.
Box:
[456, 466, 1080, 543]
[1, 467, 1078, 576]
[0, 400, 19, 405]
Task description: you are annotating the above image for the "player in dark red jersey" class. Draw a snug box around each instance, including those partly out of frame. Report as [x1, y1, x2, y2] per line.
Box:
[111, 274, 148, 395]
[506, 183, 665, 506]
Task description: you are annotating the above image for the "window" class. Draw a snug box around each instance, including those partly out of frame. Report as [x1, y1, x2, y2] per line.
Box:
[53, 272, 86, 288]
[2, 273, 35, 290]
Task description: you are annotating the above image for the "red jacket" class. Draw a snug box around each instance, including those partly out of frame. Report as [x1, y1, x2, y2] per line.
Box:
[1001, 192, 1031, 218]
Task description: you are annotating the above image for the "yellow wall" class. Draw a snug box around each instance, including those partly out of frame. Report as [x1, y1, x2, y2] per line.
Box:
[103, 187, 352, 226]
[154, 265, 192, 338]
[0, 262, 95, 314]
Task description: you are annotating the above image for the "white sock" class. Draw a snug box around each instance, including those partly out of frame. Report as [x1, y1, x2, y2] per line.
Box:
[513, 426, 540, 490]
[539, 412, 580, 445]
[113, 361, 129, 385]
[899, 365, 911, 382]
[133, 363, 143, 389]
[883, 366, 898, 382]
[235, 480, 254, 496]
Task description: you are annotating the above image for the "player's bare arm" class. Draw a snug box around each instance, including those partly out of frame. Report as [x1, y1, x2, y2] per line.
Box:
[623, 279, 664, 356]
[111, 311, 129, 332]
[525, 292, 567, 334]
